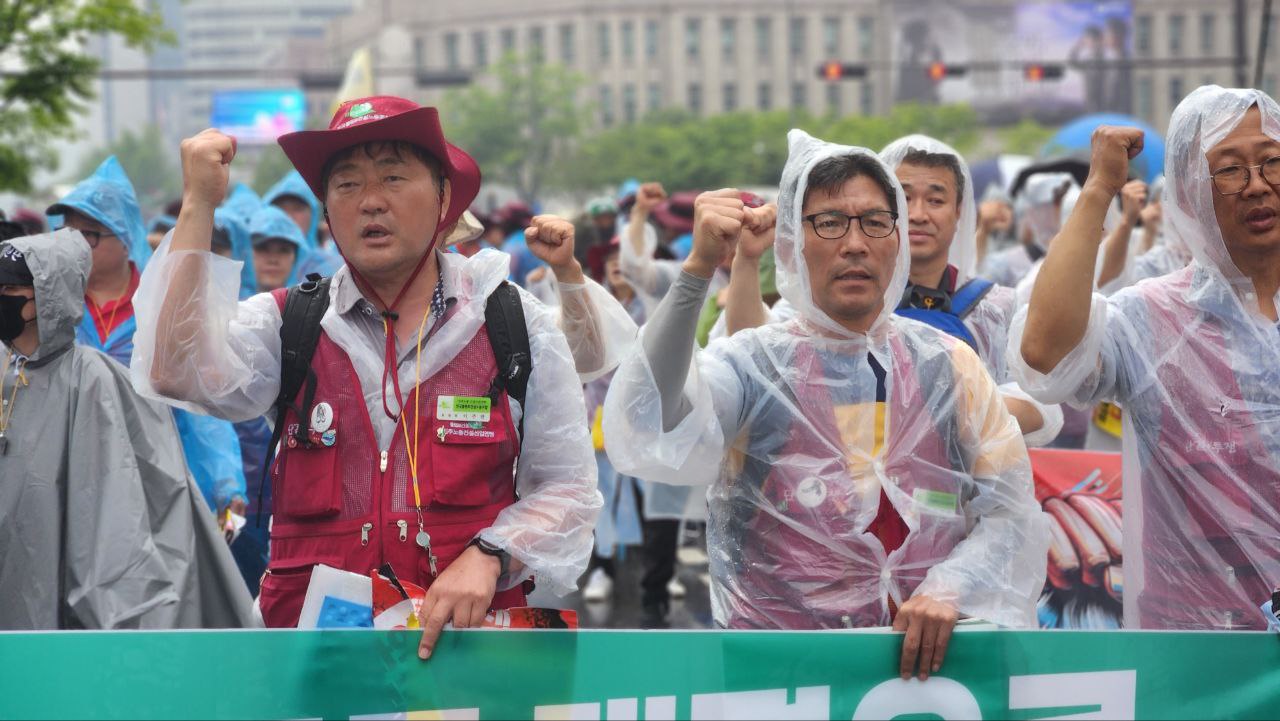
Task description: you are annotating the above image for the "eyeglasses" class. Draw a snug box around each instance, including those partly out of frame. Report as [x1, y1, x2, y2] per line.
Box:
[1209, 156, 1280, 195]
[803, 210, 899, 240]
[76, 228, 115, 248]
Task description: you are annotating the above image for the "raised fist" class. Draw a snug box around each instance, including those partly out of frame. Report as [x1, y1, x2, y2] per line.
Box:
[633, 182, 667, 215]
[180, 129, 237, 211]
[1086, 126, 1144, 198]
[737, 202, 778, 262]
[1119, 180, 1148, 225]
[525, 214, 577, 272]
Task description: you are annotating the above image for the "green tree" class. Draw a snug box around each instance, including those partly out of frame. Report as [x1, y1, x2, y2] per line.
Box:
[0, 0, 171, 193]
[996, 118, 1057, 157]
[251, 145, 297, 195]
[442, 52, 587, 203]
[74, 124, 179, 213]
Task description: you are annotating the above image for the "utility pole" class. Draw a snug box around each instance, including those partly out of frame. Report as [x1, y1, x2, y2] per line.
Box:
[1256, 0, 1274, 88]
[1235, 0, 1249, 87]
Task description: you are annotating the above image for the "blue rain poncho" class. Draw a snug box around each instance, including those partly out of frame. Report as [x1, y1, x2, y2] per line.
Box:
[48, 156, 152, 270]
[263, 170, 342, 282]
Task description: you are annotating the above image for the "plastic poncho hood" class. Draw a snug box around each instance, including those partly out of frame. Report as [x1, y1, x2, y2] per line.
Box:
[775, 130, 911, 340]
[263, 170, 322, 248]
[1165, 85, 1280, 290]
[48, 157, 151, 269]
[1018, 172, 1077, 250]
[5, 230, 90, 365]
[880, 135, 979, 284]
[214, 208, 256, 300]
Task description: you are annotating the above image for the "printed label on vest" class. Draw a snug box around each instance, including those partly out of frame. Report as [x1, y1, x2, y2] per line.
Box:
[437, 395, 492, 423]
[912, 488, 958, 517]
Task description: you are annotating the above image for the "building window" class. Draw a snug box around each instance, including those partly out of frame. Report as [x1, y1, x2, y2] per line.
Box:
[686, 17, 701, 60]
[645, 19, 659, 60]
[598, 21, 611, 62]
[857, 17, 874, 60]
[860, 81, 873, 115]
[648, 82, 662, 112]
[559, 23, 574, 64]
[723, 82, 738, 111]
[688, 82, 703, 114]
[790, 17, 806, 59]
[501, 28, 516, 53]
[1199, 13, 1216, 55]
[1169, 76, 1185, 107]
[473, 31, 488, 67]
[755, 17, 772, 61]
[792, 81, 807, 109]
[1136, 76, 1153, 120]
[721, 17, 737, 61]
[823, 16, 840, 57]
[1169, 14, 1185, 57]
[1135, 15, 1152, 57]
[622, 20, 635, 62]
[758, 81, 772, 111]
[600, 84, 614, 126]
[444, 32, 460, 70]
[826, 82, 841, 114]
[529, 26, 544, 62]
[623, 83, 637, 123]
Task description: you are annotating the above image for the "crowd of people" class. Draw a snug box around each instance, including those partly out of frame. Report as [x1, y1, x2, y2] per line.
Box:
[2, 83, 1278, 678]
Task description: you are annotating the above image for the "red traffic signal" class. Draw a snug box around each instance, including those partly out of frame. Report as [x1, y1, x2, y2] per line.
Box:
[926, 62, 967, 82]
[1024, 63, 1065, 81]
[817, 61, 868, 80]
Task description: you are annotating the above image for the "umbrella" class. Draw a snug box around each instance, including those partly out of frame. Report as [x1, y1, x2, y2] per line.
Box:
[1042, 113, 1165, 183]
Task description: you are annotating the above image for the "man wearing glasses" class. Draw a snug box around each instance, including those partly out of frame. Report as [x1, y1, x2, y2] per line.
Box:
[1014, 86, 1280, 630]
[604, 130, 1048, 679]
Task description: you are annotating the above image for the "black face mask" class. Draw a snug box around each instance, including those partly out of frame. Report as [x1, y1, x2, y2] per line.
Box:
[0, 294, 32, 342]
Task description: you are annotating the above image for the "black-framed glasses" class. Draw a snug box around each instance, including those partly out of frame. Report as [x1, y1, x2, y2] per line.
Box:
[75, 228, 115, 248]
[1209, 156, 1280, 195]
[803, 210, 899, 240]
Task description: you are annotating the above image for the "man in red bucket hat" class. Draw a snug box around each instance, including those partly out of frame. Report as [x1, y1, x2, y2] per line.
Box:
[130, 96, 602, 659]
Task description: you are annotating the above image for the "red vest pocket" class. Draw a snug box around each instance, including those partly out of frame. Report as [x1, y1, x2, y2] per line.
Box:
[428, 419, 514, 507]
[275, 429, 344, 519]
[259, 557, 341, 628]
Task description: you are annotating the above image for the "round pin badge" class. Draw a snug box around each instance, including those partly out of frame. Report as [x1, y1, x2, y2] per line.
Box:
[321, 429, 337, 447]
[310, 402, 334, 433]
[795, 478, 829, 509]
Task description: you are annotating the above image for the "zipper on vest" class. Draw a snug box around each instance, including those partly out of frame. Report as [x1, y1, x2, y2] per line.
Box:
[379, 450, 388, 473]
[397, 519, 408, 542]
[360, 522, 372, 546]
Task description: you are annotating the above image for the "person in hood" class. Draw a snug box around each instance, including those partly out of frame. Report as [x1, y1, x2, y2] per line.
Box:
[221, 183, 261, 226]
[132, 96, 601, 658]
[263, 170, 342, 281]
[147, 215, 177, 251]
[49, 157, 249, 522]
[573, 196, 618, 268]
[981, 173, 1076, 288]
[1014, 86, 1280, 631]
[0, 229, 253, 629]
[248, 205, 307, 292]
[604, 130, 1048, 678]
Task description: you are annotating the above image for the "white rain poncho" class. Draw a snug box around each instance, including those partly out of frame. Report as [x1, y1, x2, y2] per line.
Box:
[1008, 85, 1280, 630]
[981, 173, 1076, 288]
[1, 231, 252, 629]
[515, 271, 641, 385]
[603, 130, 1049, 630]
[619, 218, 729, 317]
[881, 135, 1062, 447]
[130, 242, 601, 596]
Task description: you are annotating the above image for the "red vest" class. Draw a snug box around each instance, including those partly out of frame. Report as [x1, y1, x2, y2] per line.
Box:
[258, 290, 526, 627]
[728, 334, 966, 629]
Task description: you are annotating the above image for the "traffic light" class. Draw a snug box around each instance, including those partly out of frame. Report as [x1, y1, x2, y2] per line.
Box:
[926, 62, 967, 82]
[818, 61, 867, 81]
[1024, 63, 1066, 81]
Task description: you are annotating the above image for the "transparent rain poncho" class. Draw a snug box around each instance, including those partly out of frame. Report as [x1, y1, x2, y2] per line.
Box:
[981, 173, 1076, 288]
[881, 135, 1062, 447]
[604, 130, 1049, 629]
[1008, 85, 1280, 630]
[129, 240, 602, 596]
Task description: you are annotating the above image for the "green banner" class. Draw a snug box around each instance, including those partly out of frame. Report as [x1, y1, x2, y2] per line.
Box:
[0, 629, 1277, 719]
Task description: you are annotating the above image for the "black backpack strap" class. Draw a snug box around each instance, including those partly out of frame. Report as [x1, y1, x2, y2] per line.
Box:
[484, 281, 533, 441]
[256, 273, 331, 526]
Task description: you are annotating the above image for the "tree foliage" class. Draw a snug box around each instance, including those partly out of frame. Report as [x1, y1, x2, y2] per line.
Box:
[74, 124, 179, 213]
[0, 0, 172, 192]
[441, 52, 587, 203]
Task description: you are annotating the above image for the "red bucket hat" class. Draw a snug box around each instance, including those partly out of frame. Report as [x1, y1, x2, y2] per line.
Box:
[277, 96, 480, 232]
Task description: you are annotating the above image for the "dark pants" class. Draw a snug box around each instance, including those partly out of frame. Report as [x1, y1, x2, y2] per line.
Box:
[641, 518, 679, 608]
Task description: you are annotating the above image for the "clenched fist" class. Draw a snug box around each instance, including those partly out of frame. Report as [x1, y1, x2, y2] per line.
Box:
[736, 202, 778, 262]
[1119, 180, 1148, 225]
[180, 129, 237, 213]
[1085, 126, 1144, 198]
[525, 214, 585, 283]
[684, 189, 774, 278]
[632, 182, 667, 217]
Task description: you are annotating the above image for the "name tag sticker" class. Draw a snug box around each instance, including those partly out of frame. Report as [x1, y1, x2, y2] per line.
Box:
[913, 488, 959, 517]
[437, 395, 492, 423]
